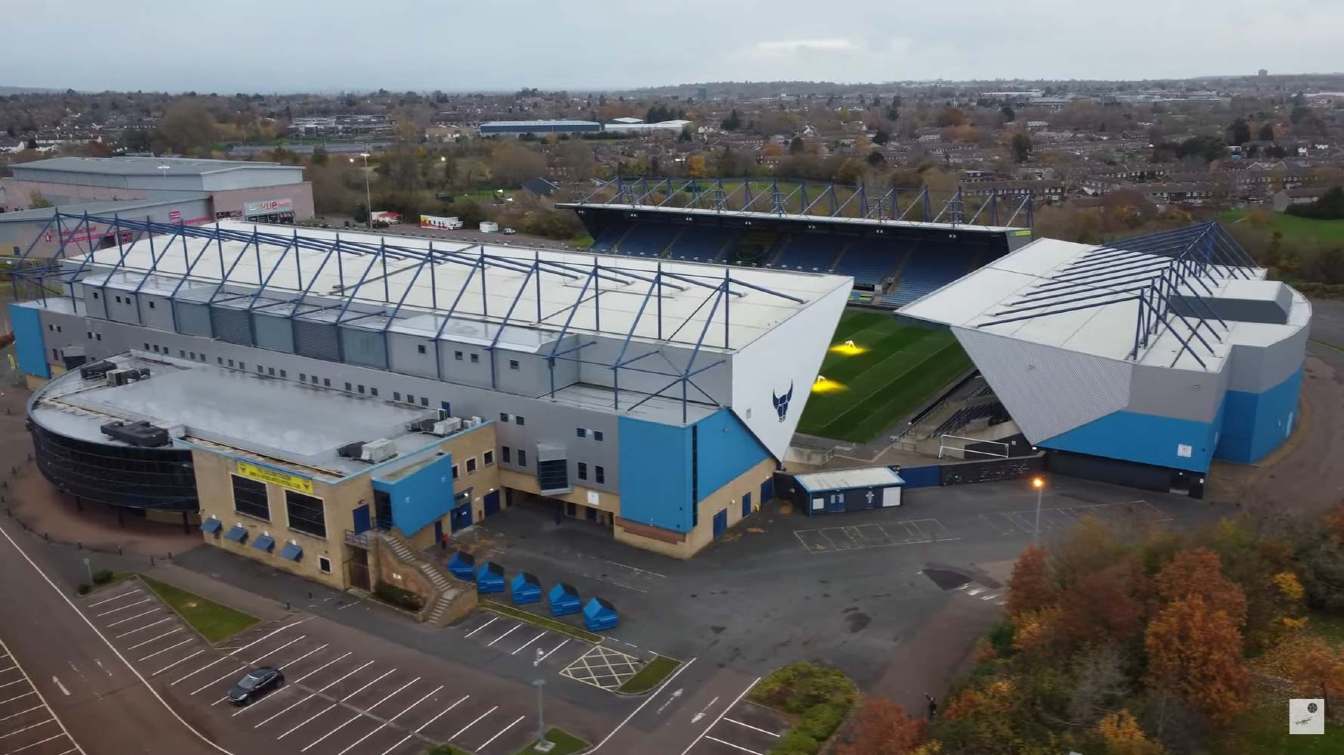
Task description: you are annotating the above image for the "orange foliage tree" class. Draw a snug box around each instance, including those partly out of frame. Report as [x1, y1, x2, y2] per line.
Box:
[837, 696, 927, 755]
[1056, 562, 1147, 647]
[1154, 547, 1247, 628]
[1145, 594, 1249, 723]
[1007, 545, 1054, 616]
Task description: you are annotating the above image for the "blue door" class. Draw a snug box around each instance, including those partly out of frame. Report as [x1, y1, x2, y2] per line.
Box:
[741, 492, 752, 519]
[827, 493, 846, 513]
[440, 400, 451, 415]
[713, 509, 728, 538]
[483, 490, 501, 517]
[760, 478, 774, 504]
[450, 503, 473, 532]
[352, 504, 372, 533]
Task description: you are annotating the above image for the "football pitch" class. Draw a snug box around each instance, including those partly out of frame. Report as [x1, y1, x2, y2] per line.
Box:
[796, 310, 971, 443]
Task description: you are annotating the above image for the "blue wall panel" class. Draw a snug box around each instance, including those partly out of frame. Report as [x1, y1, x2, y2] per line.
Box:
[617, 417, 693, 532]
[372, 452, 455, 536]
[1039, 409, 1219, 473]
[1216, 367, 1303, 463]
[8, 303, 48, 378]
[899, 465, 942, 488]
[694, 409, 771, 496]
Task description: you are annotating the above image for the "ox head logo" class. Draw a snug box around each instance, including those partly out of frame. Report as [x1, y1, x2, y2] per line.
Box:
[771, 381, 794, 423]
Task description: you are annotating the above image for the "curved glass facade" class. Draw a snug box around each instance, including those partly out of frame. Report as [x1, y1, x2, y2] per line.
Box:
[28, 421, 198, 512]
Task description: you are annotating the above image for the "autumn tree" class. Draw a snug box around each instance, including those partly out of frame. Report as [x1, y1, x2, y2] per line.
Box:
[1154, 548, 1247, 628]
[1259, 633, 1344, 718]
[1145, 594, 1249, 723]
[1096, 709, 1165, 755]
[1056, 561, 1146, 647]
[1007, 545, 1054, 616]
[837, 696, 927, 755]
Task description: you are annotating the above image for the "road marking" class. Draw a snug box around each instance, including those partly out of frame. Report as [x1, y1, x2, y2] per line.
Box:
[0, 691, 35, 705]
[0, 679, 24, 689]
[451, 705, 497, 740]
[210, 643, 331, 708]
[299, 676, 420, 752]
[277, 667, 394, 739]
[150, 649, 204, 676]
[140, 638, 195, 663]
[657, 688, 684, 715]
[86, 588, 141, 608]
[232, 649, 350, 718]
[725, 718, 780, 737]
[104, 608, 161, 628]
[188, 635, 306, 695]
[705, 734, 766, 755]
[692, 695, 720, 724]
[376, 693, 468, 755]
[464, 616, 498, 638]
[334, 684, 442, 755]
[94, 597, 151, 617]
[678, 676, 761, 755]
[0, 717, 55, 739]
[254, 660, 373, 728]
[0, 705, 43, 722]
[8, 732, 67, 753]
[478, 714, 526, 751]
[169, 619, 306, 685]
[114, 617, 173, 638]
[588, 657, 696, 753]
[487, 623, 522, 647]
[0, 664, 15, 674]
[126, 627, 183, 651]
[51, 676, 69, 696]
[511, 631, 547, 656]
[536, 638, 569, 664]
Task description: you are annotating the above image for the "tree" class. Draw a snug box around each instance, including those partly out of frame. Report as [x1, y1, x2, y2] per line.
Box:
[1145, 594, 1249, 723]
[154, 99, 217, 155]
[1260, 634, 1344, 717]
[1154, 548, 1247, 628]
[1000, 105, 1016, 123]
[837, 696, 927, 755]
[1056, 562, 1146, 647]
[310, 146, 328, 166]
[935, 107, 965, 127]
[721, 109, 742, 131]
[789, 136, 805, 155]
[873, 128, 891, 145]
[866, 150, 886, 167]
[1011, 132, 1033, 163]
[24, 136, 38, 150]
[1257, 122, 1275, 141]
[1096, 709, 1164, 755]
[1007, 545, 1054, 615]
[1226, 117, 1251, 145]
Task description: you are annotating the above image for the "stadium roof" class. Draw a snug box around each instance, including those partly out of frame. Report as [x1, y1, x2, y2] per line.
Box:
[0, 194, 210, 223]
[479, 120, 601, 128]
[566, 202, 1021, 234]
[901, 223, 1306, 373]
[12, 156, 294, 177]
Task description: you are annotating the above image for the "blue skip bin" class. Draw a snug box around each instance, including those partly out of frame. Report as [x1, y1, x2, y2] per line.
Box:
[447, 551, 476, 581]
[548, 582, 581, 617]
[511, 572, 541, 605]
[583, 597, 618, 631]
[476, 561, 505, 594]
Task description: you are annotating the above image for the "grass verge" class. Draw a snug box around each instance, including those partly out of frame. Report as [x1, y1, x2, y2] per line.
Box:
[618, 655, 681, 694]
[749, 661, 857, 755]
[479, 599, 602, 643]
[140, 576, 260, 643]
[513, 728, 589, 755]
[426, 745, 470, 755]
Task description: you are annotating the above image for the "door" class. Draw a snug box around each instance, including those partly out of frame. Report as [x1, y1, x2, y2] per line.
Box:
[440, 400, 452, 416]
[450, 503, 473, 532]
[433, 520, 444, 545]
[741, 492, 752, 519]
[483, 490, 501, 517]
[352, 504, 372, 534]
[713, 508, 727, 538]
[827, 493, 846, 513]
[760, 478, 774, 504]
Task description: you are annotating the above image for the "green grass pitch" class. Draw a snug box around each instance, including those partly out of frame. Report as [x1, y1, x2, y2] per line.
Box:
[796, 310, 972, 443]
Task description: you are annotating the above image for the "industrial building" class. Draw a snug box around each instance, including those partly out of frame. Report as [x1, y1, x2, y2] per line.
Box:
[477, 120, 603, 137]
[901, 223, 1308, 495]
[8, 213, 851, 562]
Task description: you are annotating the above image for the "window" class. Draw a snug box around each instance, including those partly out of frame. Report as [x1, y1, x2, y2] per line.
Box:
[455, 351, 464, 361]
[509, 360, 520, 370]
[148, 301, 156, 309]
[279, 369, 286, 378]
[517, 449, 527, 467]
[151, 344, 160, 353]
[52, 348, 59, 360]
[231, 475, 270, 520]
[420, 397, 428, 407]
[357, 384, 365, 394]
[576, 428, 586, 438]
[318, 556, 332, 574]
[537, 458, 567, 490]
[502, 446, 511, 463]
[466, 457, 477, 474]
[218, 357, 224, 365]
[228, 358, 234, 367]
[92, 291, 99, 300]
[268, 367, 275, 376]
[285, 491, 326, 538]
[515, 415, 525, 426]
[189, 351, 195, 360]
[407, 394, 415, 404]
[179, 349, 186, 358]
[345, 382, 352, 391]
[470, 353, 479, 364]
[483, 450, 494, 466]
[394, 392, 401, 401]
[451, 464, 460, 480]
[144, 342, 151, 350]
[86, 331, 92, 339]
[500, 413, 509, 422]
[257, 365, 263, 373]
[417, 344, 427, 354]
[370, 387, 378, 397]
[300, 373, 306, 381]
[114, 295, 122, 303]
[96, 333, 102, 341]
[323, 378, 331, 387]
[577, 462, 588, 481]
[595, 465, 605, 484]
[239, 362, 246, 371]
[594, 430, 604, 442]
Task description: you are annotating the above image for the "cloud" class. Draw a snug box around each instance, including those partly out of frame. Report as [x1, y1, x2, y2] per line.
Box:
[752, 38, 857, 55]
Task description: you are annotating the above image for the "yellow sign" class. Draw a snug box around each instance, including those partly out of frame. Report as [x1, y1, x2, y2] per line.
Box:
[1012, 229, 1033, 237]
[236, 461, 314, 495]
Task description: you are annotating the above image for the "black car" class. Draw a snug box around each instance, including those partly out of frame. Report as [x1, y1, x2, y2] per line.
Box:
[226, 666, 284, 705]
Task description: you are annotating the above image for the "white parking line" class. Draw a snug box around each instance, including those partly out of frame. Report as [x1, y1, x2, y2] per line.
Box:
[511, 631, 547, 656]
[0, 692, 35, 706]
[139, 637, 195, 663]
[255, 660, 374, 729]
[0, 638, 81, 755]
[105, 608, 162, 628]
[94, 597, 151, 617]
[169, 619, 306, 686]
[705, 734, 765, 755]
[333, 684, 442, 755]
[150, 649, 205, 676]
[724, 718, 780, 737]
[188, 635, 306, 695]
[126, 627, 183, 651]
[536, 638, 569, 664]
[486, 623, 522, 647]
[277, 667, 394, 739]
[0, 717, 55, 739]
[0, 679, 25, 690]
[376, 694, 469, 755]
[0, 705, 43, 722]
[464, 616, 498, 638]
[233, 649, 347, 718]
[478, 714, 525, 751]
[114, 617, 173, 639]
[298, 675, 419, 752]
[9, 733, 67, 753]
[86, 588, 141, 608]
[678, 677, 760, 755]
[451, 705, 497, 740]
[0, 664, 15, 674]
[211, 643, 330, 707]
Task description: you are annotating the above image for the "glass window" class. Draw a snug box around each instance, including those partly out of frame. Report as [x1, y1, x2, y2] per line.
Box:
[279, 369, 286, 378]
[500, 413, 509, 422]
[394, 392, 401, 401]
[509, 360, 520, 370]
[300, 373, 306, 381]
[483, 450, 494, 465]
[148, 301, 156, 309]
[268, 367, 276, 376]
[595, 465, 606, 484]
[323, 378, 331, 387]
[455, 351, 464, 361]
[452, 465, 460, 480]
[285, 491, 326, 538]
[517, 449, 527, 467]
[466, 457, 477, 474]
[470, 353, 480, 364]
[576, 428, 586, 438]
[231, 475, 269, 520]
[370, 387, 378, 397]
[344, 382, 352, 391]
[502, 446, 511, 463]
[594, 430, 604, 442]
[417, 344, 427, 354]
[420, 397, 429, 406]
[179, 349, 186, 358]
[357, 384, 365, 394]
[318, 556, 332, 574]
[515, 416, 524, 426]
[577, 462, 588, 480]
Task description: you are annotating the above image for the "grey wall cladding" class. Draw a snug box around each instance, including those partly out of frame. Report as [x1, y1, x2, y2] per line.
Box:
[294, 320, 341, 361]
[339, 326, 388, 369]
[210, 306, 253, 346]
[174, 301, 212, 337]
[253, 313, 296, 353]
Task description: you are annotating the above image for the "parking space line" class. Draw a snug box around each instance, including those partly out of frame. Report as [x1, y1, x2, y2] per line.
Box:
[0, 692, 35, 706]
[376, 693, 468, 755]
[9, 732, 67, 753]
[125, 627, 182, 651]
[139, 637, 195, 663]
[478, 714, 525, 751]
[278, 667, 395, 739]
[114, 617, 173, 639]
[678, 677, 760, 755]
[232, 649, 345, 718]
[94, 597, 151, 617]
[511, 631, 547, 656]
[0, 638, 81, 755]
[189, 635, 306, 695]
[0, 705, 43, 722]
[150, 649, 204, 676]
[0, 679, 29, 690]
[255, 660, 374, 728]
[0, 664, 14, 674]
[451, 705, 497, 740]
[487, 623, 522, 648]
[536, 638, 569, 664]
[724, 718, 780, 737]
[211, 643, 332, 707]
[170, 619, 306, 686]
[464, 616, 498, 638]
[705, 734, 766, 755]
[104, 608, 161, 628]
[86, 588, 141, 608]
[334, 683, 442, 755]
[299, 676, 420, 752]
[0, 717, 55, 740]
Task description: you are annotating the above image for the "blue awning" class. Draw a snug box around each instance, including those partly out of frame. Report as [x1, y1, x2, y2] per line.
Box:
[224, 524, 248, 543]
[252, 534, 276, 552]
[279, 542, 303, 561]
[200, 518, 222, 534]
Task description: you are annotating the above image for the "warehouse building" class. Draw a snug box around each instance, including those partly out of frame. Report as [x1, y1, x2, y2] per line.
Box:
[477, 120, 603, 136]
[9, 214, 851, 559]
[902, 223, 1309, 495]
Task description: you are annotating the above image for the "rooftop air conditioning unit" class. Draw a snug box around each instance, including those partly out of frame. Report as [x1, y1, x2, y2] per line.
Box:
[431, 417, 462, 436]
[468, 416, 483, 427]
[360, 438, 398, 463]
[106, 369, 133, 387]
[80, 360, 116, 380]
[337, 441, 366, 459]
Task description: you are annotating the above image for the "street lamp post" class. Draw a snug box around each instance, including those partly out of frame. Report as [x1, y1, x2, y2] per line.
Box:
[532, 678, 549, 749]
[350, 152, 372, 229]
[1031, 476, 1045, 545]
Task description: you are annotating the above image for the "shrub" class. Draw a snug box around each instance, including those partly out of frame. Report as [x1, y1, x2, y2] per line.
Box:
[374, 581, 424, 612]
[798, 702, 847, 741]
[77, 583, 91, 595]
[92, 569, 115, 585]
[771, 729, 820, 755]
[751, 661, 856, 715]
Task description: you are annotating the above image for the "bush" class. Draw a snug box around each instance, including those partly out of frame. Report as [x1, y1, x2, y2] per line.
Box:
[771, 729, 820, 755]
[92, 569, 115, 585]
[374, 581, 423, 612]
[798, 702, 848, 741]
[751, 662, 856, 715]
[77, 583, 91, 595]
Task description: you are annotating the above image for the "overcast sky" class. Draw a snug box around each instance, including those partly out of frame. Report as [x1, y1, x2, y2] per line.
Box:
[9, 1, 1341, 92]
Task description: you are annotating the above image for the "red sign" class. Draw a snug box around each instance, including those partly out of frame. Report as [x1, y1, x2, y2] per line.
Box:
[168, 210, 182, 223]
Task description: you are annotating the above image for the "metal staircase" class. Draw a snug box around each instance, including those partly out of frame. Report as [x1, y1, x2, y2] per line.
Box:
[375, 530, 468, 626]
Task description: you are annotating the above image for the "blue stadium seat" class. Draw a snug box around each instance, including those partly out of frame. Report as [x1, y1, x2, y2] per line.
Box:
[615, 223, 680, 256]
[833, 238, 907, 286]
[884, 244, 981, 307]
[666, 227, 738, 261]
[590, 222, 630, 252]
[770, 234, 842, 272]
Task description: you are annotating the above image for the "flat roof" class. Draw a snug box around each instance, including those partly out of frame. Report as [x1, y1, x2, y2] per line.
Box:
[480, 120, 601, 128]
[13, 156, 295, 177]
[562, 202, 1022, 234]
[0, 194, 209, 223]
[795, 467, 904, 492]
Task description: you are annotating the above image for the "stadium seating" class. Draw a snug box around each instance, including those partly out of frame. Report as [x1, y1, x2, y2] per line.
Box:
[615, 223, 681, 256]
[832, 238, 907, 286]
[770, 233, 842, 272]
[883, 244, 981, 307]
[666, 226, 738, 261]
[590, 222, 631, 253]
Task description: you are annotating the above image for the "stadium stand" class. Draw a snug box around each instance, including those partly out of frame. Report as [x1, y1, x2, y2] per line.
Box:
[615, 222, 681, 256]
[882, 244, 981, 307]
[666, 226, 738, 261]
[832, 238, 908, 286]
[590, 221, 632, 252]
[769, 233, 843, 272]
